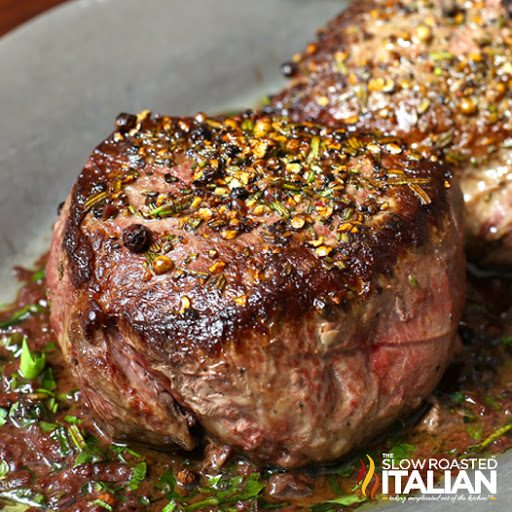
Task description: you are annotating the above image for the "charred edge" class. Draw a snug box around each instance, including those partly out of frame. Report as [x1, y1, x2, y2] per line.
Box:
[504, 0, 512, 16]
[80, 299, 107, 343]
[62, 169, 103, 288]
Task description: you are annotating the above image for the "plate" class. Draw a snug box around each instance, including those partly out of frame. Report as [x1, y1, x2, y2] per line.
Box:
[0, 1, 511, 510]
[0, 0, 343, 298]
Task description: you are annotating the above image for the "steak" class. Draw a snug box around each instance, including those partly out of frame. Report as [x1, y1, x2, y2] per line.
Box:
[46, 111, 465, 467]
[269, 0, 512, 265]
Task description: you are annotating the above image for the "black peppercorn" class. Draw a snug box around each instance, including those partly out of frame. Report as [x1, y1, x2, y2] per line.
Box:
[225, 144, 241, 157]
[115, 113, 137, 134]
[164, 173, 178, 184]
[191, 125, 212, 141]
[230, 187, 249, 199]
[91, 205, 104, 218]
[122, 224, 152, 253]
[442, 2, 465, 18]
[280, 61, 298, 78]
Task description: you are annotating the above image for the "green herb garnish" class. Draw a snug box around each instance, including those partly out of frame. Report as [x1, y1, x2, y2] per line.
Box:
[498, 335, 512, 346]
[46, 397, 58, 414]
[484, 395, 501, 411]
[128, 462, 147, 491]
[408, 274, 419, 288]
[0, 408, 8, 427]
[390, 441, 415, 461]
[270, 201, 289, 218]
[467, 423, 483, 441]
[74, 443, 107, 466]
[156, 469, 180, 500]
[327, 495, 367, 506]
[161, 500, 177, 512]
[0, 460, 9, 479]
[68, 425, 86, 451]
[19, 338, 46, 380]
[429, 51, 454, 61]
[40, 367, 56, 392]
[0, 303, 46, 330]
[471, 420, 512, 451]
[307, 136, 321, 162]
[64, 415, 82, 425]
[185, 497, 219, 511]
[39, 422, 58, 433]
[149, 203, 177, 218]
[32, 269, 46, 283]
[0, 489, 47, 508]
[450, 391, 465, 405]
[50, 426, 71, 456]
[91, 499, 113, 511]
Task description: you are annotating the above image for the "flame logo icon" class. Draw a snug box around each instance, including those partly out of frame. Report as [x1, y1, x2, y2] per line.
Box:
[356, 454, 380, 500]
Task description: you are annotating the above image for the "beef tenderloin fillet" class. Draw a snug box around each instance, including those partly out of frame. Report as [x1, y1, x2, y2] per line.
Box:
[46, 111, 465, 467]
[270, 0, 512, 265]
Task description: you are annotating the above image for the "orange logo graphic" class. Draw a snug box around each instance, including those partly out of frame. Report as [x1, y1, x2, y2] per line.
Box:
[357, 455, 380, 499]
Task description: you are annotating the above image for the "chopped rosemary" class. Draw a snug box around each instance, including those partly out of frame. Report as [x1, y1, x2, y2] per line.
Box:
[68, 424, 86, 451]
[270, 201, 289, 218]
[307, 136, 321, 162]
[84, 191, 107, 211]
[472, 421, 512, 451]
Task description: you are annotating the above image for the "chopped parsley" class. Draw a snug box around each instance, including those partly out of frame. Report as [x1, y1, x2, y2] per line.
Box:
[128, 462, 148, 491]
[19, 337, 46, 380]
[0, 303, 46, 330]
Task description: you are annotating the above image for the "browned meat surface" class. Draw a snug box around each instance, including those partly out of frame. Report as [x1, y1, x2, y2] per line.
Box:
[270, 0, 512, 265]
[46, 111, 465, 468]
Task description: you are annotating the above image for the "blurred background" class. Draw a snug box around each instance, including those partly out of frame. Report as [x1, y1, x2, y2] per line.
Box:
[0, 0, 67, 36]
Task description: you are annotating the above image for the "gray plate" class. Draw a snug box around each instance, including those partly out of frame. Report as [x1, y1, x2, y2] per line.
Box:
[0, 0, 510, 510]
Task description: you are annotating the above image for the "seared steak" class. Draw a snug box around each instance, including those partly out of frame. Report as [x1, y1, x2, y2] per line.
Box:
[46, 111, 465, 467]
[270, 0, 512, 265]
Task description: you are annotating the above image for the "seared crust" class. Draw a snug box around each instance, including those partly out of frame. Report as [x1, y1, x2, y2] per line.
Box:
[270, 0, 512, 261]
[59, 111, 450, 354]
